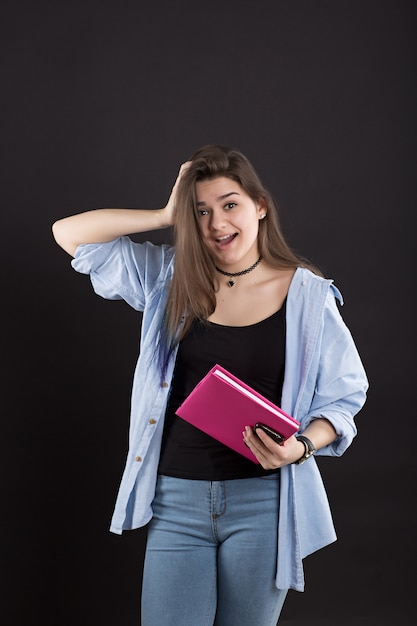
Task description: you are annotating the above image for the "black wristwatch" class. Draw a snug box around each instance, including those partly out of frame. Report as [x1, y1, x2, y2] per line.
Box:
[294, 435, 315, 465]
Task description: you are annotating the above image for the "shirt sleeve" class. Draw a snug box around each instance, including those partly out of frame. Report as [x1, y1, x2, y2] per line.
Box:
[305, 289, 369, 456]
[71, 237, 174, 311]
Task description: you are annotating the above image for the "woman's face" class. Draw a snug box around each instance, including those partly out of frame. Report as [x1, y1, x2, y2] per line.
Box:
[195, 176, 265, 271]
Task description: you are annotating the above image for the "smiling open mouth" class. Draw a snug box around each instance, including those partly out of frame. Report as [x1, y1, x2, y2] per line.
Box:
[215, 233, 237, 244]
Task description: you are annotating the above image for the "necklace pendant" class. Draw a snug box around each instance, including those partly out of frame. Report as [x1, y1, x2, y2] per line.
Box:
[228, 280, 235, 287]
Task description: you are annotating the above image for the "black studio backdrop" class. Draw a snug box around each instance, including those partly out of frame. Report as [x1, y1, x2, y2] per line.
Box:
[1, 1, 415, 625]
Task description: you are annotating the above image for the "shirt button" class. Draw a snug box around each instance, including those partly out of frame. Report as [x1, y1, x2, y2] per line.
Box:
[149, 419, 156, 425]
[302, 280, 307, 286]
[135, 456, 142, 462]
[161, 382, 168, 388]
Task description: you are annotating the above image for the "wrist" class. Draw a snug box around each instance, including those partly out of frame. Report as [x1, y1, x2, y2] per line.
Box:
[294, 435, 316, 465]
[160, 206, 174, 229]
[294, 439, 306, 463]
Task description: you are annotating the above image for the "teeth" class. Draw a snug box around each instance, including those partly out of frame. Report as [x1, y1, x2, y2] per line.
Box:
[217, 234, 234, 242]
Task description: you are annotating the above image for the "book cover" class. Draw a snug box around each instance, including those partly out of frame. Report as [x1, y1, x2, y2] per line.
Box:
[175, 364, 300, 463]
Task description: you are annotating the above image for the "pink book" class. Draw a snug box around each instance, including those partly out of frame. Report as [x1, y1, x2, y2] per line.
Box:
[175, 364, 300, 463]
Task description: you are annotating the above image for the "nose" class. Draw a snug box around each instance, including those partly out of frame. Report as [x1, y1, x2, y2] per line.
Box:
[209, 208, 227, 231]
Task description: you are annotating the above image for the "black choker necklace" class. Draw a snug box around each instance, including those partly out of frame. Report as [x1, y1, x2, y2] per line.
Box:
[215, 256, 262, 287]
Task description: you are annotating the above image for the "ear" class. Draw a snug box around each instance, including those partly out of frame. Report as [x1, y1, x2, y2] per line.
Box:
[256, 197, 267, 220]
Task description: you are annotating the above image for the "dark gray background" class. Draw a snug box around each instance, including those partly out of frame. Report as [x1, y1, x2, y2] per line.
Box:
[1, 1, 415, 624]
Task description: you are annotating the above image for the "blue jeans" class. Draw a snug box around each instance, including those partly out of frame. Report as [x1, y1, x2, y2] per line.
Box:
[141, 474, 287, 626]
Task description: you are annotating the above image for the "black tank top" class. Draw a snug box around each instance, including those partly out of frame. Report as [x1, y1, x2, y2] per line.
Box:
[158, 302, 286, 480]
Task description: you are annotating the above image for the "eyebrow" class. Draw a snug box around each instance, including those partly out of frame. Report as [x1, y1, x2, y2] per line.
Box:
[196, 191, 240, 206]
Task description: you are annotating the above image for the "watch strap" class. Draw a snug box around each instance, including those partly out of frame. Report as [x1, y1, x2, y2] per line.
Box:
[294, 435, 315, 465]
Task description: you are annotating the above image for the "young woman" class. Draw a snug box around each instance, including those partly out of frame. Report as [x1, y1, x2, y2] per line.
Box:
[52, 144, 368, 625]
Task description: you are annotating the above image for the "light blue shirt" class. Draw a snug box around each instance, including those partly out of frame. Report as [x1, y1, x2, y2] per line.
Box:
[72, 236, 368, 592]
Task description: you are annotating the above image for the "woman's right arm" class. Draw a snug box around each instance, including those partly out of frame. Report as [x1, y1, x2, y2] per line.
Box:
[52, 162, 190, 257]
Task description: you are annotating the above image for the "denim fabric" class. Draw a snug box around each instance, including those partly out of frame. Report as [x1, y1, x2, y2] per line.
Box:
[141, 475, 287, 626]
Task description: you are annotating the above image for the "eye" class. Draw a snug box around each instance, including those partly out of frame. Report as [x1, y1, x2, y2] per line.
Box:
[198, 209, 209, 217]
[225, 202, 237, 210]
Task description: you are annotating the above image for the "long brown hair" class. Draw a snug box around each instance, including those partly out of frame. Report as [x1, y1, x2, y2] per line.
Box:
[158, 144, 321, 374]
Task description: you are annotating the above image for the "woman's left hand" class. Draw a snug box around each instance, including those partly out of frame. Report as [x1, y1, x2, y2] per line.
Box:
[243, 426, 305, 469]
